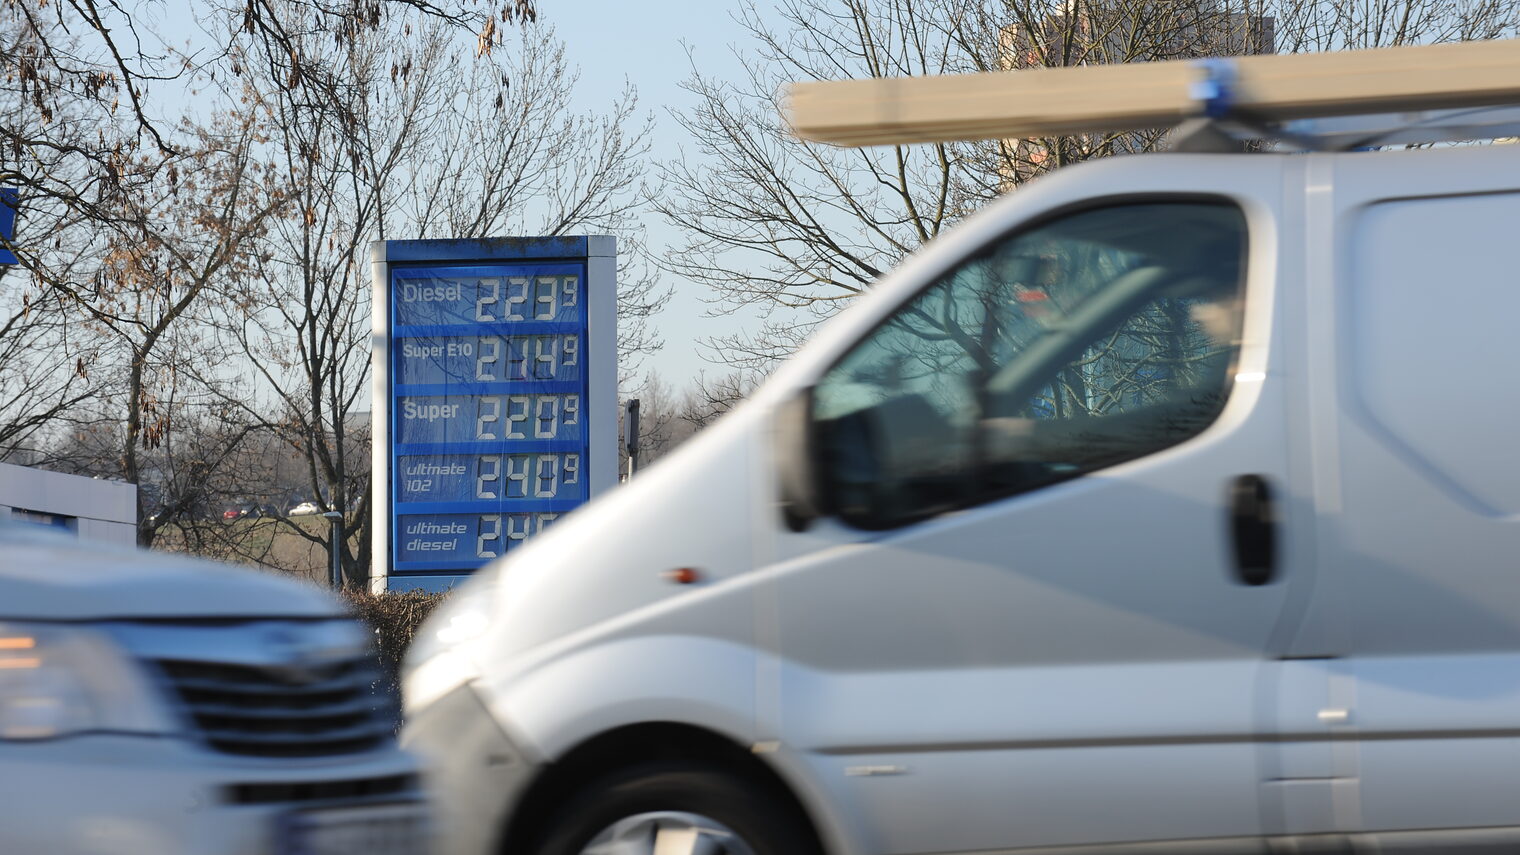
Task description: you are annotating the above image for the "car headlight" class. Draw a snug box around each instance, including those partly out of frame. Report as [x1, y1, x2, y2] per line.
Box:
[0, 622, 175, 741]
[401, 570, 498, 714]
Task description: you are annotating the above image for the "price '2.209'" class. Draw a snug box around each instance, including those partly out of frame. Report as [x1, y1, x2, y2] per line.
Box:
[475, 394, 580, 440]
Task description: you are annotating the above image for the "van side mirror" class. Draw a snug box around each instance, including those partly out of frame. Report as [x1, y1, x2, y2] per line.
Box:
[776, 386, 823, 532]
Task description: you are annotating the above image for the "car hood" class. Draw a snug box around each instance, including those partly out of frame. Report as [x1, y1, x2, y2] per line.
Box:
[0, 524, 344, 621]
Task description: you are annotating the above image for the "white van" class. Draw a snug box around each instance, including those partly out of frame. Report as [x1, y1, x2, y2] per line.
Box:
[0, 523, 427, 854]
[400, 64, 1520, 855]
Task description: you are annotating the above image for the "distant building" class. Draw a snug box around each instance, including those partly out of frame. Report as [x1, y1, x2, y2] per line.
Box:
[0, 462, 136, 545]
[999, 0, 1276, 184]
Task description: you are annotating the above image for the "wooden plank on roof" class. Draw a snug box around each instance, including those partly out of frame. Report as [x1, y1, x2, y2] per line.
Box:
[785, 38, 1520, 147]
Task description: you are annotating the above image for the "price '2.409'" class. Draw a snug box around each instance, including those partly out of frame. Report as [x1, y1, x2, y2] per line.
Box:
[475, 453, 580, 499]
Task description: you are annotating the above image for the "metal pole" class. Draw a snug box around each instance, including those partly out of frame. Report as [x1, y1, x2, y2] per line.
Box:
[321, 511, 344, 589]
[624, 398, 641, 480]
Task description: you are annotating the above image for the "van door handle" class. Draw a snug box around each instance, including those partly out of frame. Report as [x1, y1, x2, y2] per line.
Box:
[1229, 474, 1277, 586]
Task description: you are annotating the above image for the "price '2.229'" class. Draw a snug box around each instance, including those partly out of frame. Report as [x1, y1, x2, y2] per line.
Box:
[474, 275, 578, 323]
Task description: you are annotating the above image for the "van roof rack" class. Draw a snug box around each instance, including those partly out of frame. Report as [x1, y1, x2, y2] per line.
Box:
[1168, 105, 1520, 152]
[784, 38, 1520, 152]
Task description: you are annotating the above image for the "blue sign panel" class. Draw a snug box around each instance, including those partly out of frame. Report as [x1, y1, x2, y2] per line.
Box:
[0, 188, 16, 265]
[390, 261, 590, 574]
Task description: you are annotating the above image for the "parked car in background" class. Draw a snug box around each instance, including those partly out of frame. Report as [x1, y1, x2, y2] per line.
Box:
[0, 521, 428, 854]
[288, 501, 322, 516]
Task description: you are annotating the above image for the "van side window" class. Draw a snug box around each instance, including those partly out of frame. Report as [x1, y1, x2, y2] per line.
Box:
[812, 201, 1248, 530]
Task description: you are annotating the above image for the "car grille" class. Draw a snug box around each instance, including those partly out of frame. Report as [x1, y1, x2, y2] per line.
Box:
[153, 656, 396, 758]
[225, 773, 417, 805]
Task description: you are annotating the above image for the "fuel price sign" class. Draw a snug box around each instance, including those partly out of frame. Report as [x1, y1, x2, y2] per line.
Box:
[372, 237, 616, 592]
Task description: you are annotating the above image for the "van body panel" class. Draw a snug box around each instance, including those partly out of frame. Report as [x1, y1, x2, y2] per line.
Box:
[761, 441, 1296, 851]
[748, 156, 1310, 853]
[404, 143, 1520, 855]
[457, 403, 765, 681]
[480, 635, 762, 762]
[1251, 153, 1351, 836]
[1316, 145, 1520, 835]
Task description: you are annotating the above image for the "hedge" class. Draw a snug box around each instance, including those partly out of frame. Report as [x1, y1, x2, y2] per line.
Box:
[340, 588, 450, 701]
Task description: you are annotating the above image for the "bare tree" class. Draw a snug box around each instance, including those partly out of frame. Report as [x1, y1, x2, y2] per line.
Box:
[0, 0, 540, 289]
[1253, 0, 1518, 52]
[619, 369, 769, 476]
[0, 0, 541, 542]
[0, 6, 148, 457]
[400, 25, 668, 373]
[0, 0, 680, 587]
[950, 0, 1277, 194]
[32, 111, 285, 545]
[619, 372, 705, 474]
[659, 0, 1519, 402]
[184, 11, 444, 584]
[680, 370, 765, 431]
[0, 0, 533, 155]
[656, 0, 977, 376]
[191, 15, 662, 585]
[0, 270, 99, 459]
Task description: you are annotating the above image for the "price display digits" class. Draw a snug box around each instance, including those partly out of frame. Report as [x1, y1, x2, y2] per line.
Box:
[392, 264, 591, 571]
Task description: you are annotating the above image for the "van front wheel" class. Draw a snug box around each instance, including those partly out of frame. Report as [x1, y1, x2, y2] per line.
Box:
[531, 765, 820, 855]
